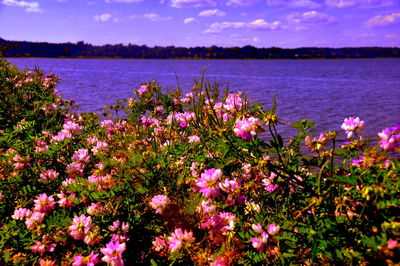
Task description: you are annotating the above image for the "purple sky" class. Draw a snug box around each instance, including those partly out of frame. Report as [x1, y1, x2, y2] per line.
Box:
[1, 0, 400, 48]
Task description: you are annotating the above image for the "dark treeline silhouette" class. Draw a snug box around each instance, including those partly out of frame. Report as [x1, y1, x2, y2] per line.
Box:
[1, 38, 399, 59]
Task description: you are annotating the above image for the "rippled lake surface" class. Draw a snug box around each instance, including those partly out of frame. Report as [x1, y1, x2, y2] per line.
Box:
[6, 58, 400, 140]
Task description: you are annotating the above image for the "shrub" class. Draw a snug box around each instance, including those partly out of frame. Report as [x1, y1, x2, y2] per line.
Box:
[0, 59, 399, 265]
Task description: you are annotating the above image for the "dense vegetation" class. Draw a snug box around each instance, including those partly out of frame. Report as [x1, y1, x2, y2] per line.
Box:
[1, 38, 400, 59]
[0, 59, 399, 265]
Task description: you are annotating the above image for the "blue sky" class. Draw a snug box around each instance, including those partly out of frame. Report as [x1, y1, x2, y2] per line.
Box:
[1, 0, 399, 48]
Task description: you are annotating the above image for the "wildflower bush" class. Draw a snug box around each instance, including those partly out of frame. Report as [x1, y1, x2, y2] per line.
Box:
[0, 59, 399, 265]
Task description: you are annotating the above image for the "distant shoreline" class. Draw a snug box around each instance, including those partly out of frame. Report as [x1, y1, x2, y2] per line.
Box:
[1, 38, 399, 59]
[5, 56, 400, 61]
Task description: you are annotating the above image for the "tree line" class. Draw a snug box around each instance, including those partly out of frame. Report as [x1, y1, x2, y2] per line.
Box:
[1, 38, 399, 59]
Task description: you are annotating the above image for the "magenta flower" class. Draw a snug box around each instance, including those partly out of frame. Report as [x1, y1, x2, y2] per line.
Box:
[66, 162, 84, 178]
[378, 124, 400, 151]
[252, 223, 264, 234]
[223, 92, 244, 113]
[51, 130, 72, 141]
[108, 220, 120, 232]
[63, 120, 83, 135]
[188, 135, 201, 144]
[72, 149, 90, 164]
[167, 228, 195, 253]
[100, 241, 126, 266]
[69, 214, 93, 240]
[250, 232, 269, 252]
[341, 117, 365, 138]
[57, 191, 75, 208]
[196, 168, 223, 198]
[39, 169, 59, 183]
[30, 240, 56, 256]
[218, 178, 241, 194]
[196, 199, 216, 215]
[25, 211, 45, 229]
[87, 202, 105, 216]
[152, 236, 167, 252]
[137, 84, 149, 97]
[12, 208, 32, 220]
[72, 251, 100, 266]
[267, 223, 280, 236]
[234, 116, 261, 141]
[149, 194, 171, 214]
[34, 193, 56, 213]
[305, 133, 327, 151]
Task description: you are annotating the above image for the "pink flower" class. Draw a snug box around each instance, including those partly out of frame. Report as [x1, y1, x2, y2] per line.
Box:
[25, 211, 45, 230]
[72, 251, 100, 266]
[250, 232, 268, 252]
[218, 178, 241, 194]
[305, 133, 327, 151]
[167, 228, 195, 253]
[188, 135, 201, 144]
[69, 214, 93, 240]
[196, 199, 216, 215]
[137, 85, 148, 97]
[100, 241, 126, 266]
[234, 116, 261, 141]
[387, 239, 398, 249]
[223, 92, 243, 113]
[252, 223, 264, 234]
[267, 223, 280, 236]
[39, 169, 59, 183]
[66, 162, 84, 178]
[152, 236, 167, 252]
[196, 168, 223, 198]
[57, 191, 75, 208]
[341, 117, 365, 138]
[34, 139, 49, 153]
[378, 124, 400, 151]
[87, 202, 105, 216]
[63, 120, 83, 135]
[30, 240, 56, 256]
[108, 220, 120, 232]
[149, 195, 171, 214]
[52, 130, 72, 141]
[72, 149, 90, 164]
[12, 208, 32, 220]
[34, 193, 56, 213]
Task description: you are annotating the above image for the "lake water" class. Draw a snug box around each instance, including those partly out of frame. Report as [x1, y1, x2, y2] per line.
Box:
[6, 58, 400, 141]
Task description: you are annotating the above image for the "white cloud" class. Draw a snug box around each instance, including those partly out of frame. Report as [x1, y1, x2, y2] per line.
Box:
[267, 0, 321, 8]
[288, 0, 322, 8]
[366, 13, 400, 27]
[385, 33, 399, 39]
[94, 13, 113, 22]
[204, 19, 283, 33]
[2, 0, 42, 12]
[199, 9, 226, 17]
[325, 0, 394, 8]
[143, 13, 172, 21]
[129, 13, 172, 21]
[227, 0, 258, 6]
[266, 0, 286, 5]
[170, 0, 216, 8]
[204, 22, 247, 33]
[286, 11, 337, 24]
[184, 17, 199, 23]
[249, 19, 283, 30]
[105, 0, 143, 2]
